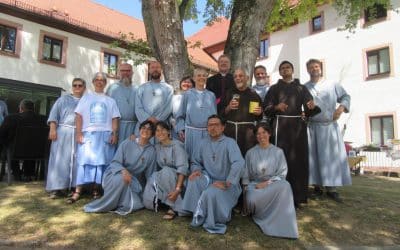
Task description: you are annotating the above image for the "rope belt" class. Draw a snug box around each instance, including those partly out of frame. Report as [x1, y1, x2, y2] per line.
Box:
[275, 115, 302, 145]
[185, 125, 207, 131]
[227, 120, 257, 142]
[120, 120, 136, 123]
[59, 123, 75, 190]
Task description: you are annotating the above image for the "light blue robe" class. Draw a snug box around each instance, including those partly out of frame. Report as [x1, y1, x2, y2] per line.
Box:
[46, 95, 80, 191]
[182, 135, 244, 234]
[135, 81, 173, 134]
[84, 138, 156, 215]
[176, 88, 216, 160]
[252, 84, 269, 102]
[106, 82, 137, 145]
[143, 139, 189, 212]
[243, 144, 298, 239]
[305, 80, 352, 187]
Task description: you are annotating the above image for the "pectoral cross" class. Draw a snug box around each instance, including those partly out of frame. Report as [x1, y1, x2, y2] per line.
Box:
[212, 153, 216, 162]
[141, 157, 145, 163]
[163, 158, 167, 164]
[152, 90, 155, 96]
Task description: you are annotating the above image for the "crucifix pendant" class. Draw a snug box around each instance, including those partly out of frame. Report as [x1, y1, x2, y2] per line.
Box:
[152, 90, 155, 96]
[163, 158, 167, 164]
[212, 153, 216, 162]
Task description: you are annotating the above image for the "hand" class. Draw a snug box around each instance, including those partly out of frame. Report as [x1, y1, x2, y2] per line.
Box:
[48, 129, 57, 141]
[229, 99, 239, 110]
[275, 102, 288, 112]
[167, 190, 180, 202]
[129, 134, 137, 141]
[255, 180, 271, 189]
[212, 181, 227, 190]
[178, 131, 185, 142]
[76, 131, 83, 144]
[148, 117, 158, 124]
[253, 106, 262, 115]
[333, 106, 345, 121]
[189, 170, 201, 181]
[121, 169, 132, 185]
[306, 100, 316, 110]
[110, 134, 118, 145]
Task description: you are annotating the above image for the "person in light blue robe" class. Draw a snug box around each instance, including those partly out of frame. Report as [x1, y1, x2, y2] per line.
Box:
[243, 123, 298, 239]
[106, 63, 137, 145]
[46, 78, 86, 196]
[182, 115, 244, 234]
[170, 76, 193, 140]
[143, 121, 189, 219]
[251, 65, 270, 102]
[176, 68, 216, 160]
[135, 61, 173, 134]
[84, 121, 156, 215]
[305, 59, 351, 201]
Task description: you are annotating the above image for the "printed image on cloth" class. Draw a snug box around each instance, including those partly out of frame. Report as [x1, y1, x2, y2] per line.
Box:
[90, 102, 107, 124]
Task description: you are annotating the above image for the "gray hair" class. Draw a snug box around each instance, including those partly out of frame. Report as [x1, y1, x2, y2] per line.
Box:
[92, 72, 108, 84]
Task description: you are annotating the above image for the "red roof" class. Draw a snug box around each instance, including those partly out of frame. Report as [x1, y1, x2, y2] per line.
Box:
[188, 17, 230, 48]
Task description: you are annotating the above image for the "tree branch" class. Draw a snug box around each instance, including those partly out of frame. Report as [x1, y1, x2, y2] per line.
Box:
[179, 0, 190, 20]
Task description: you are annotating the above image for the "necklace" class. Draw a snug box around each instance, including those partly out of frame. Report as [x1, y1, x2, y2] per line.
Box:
[160, 143, 175, 166]
[195, 89, 207, 109]
[210, 140, 220, 162]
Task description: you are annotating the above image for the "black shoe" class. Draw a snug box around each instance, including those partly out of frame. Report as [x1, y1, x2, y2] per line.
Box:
[326, 192, 343, 203]
[310, 186, 323, 199]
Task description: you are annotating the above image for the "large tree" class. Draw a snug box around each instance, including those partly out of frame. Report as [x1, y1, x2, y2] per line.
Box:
[139, 0, 391, 90]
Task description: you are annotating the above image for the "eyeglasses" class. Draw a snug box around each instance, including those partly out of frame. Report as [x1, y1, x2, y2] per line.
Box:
[72, 84, 84, 88]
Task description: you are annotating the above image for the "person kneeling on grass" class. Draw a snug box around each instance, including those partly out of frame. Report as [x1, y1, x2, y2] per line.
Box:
[143, 121, 189, 219]
[84, 121, 156, 215]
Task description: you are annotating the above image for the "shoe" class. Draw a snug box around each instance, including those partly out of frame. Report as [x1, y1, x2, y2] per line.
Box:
[66, 192, 80, 204]
[326, 192, 343, 203]
[163, 209, 176, 220]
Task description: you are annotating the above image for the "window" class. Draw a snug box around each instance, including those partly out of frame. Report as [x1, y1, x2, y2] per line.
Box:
[38, 30, 68, 67]
[103, 52, 118, 76]
[0, 24, 17, 53]
[259, 39, 269, 58]
[364, 4, 387, 23]
[367, 47, 390, 76]
[370, 116, 394, 146]
[42, 36, 63, 63]
[310, 14, 323, 33]
[0, 18, 22, 57]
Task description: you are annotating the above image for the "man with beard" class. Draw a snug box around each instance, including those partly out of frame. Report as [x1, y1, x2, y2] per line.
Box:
[107, 63, 138, 145]
[305, 59, 351, 202]
[252, 65, 270, 102]
[135, 61, 173, 134]
[221, 68, 262, 156]
[263, 61, 320, 208]
[206, 55, 235, 112]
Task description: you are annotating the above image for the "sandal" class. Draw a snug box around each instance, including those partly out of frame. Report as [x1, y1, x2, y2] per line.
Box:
[66, 192, 80, 204]
[163, 209, 176, 220]
[92, 190, 101, 200]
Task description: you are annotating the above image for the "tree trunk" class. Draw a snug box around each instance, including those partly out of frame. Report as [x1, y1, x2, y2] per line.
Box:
[142, 0, 192, 91]
[224, 0, 277, 80]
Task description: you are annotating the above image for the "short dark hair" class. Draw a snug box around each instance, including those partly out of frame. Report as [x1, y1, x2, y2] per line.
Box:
[139, 120, 155, 136]
[254, 122, 272, 136]
[254, 65, 266, 72]
[207, 114, 226, 125]
[19, 99, 34, 112]
[279, 60, 294, 71]
[179, 76, 195, 90]
[155, 121, 171, 132]
[306, 59, 322, 68]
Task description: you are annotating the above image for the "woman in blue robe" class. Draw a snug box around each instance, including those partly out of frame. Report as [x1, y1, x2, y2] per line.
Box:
[84, 121, 156, 214]
[243, 123, 298, 239]
[143, 121, 189, 219]
[46, 78, 86, 198]
[170, 76, 193, 140]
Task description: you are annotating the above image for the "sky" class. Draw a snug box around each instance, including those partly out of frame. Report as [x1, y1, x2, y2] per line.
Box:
[92, 0, 210, 37]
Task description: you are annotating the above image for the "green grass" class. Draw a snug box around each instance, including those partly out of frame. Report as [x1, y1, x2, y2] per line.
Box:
[0, 175, 399, 249]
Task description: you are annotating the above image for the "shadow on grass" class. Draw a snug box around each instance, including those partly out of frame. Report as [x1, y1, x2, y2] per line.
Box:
[0, 175, 399, 249]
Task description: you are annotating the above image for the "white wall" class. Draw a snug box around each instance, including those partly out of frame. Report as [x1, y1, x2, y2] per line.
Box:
[0, 13, 148, 94]
[256, 1, 400, 146]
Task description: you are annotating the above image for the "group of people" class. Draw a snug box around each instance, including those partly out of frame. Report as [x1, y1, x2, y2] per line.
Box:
[0, 54, 351, 239]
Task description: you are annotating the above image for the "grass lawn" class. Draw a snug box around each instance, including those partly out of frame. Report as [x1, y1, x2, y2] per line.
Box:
[0, 175, 399, 249]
